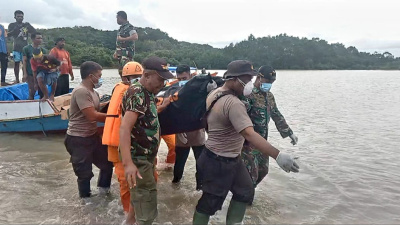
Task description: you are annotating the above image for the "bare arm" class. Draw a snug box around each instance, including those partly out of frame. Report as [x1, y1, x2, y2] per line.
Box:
[22, 55, 28, 77]
[81, 107, 107, 122]
[68, 54, 74, 79]
[33, 70, 38, 90]
[120, 111, 142, 188]
[240, 126, 280, 159]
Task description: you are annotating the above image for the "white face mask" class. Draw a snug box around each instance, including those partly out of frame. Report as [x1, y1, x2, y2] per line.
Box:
[238, 78, 254, 96]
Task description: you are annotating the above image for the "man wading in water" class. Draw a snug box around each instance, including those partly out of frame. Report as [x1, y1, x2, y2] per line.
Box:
[241, 65, 298, 188]
[193, 60, 300, 225]
[119, 56, 174, 225]
[64, 61, 113, 199]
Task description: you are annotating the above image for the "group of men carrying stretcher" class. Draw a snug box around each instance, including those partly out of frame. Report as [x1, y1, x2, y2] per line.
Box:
[64, 56, 300, 225]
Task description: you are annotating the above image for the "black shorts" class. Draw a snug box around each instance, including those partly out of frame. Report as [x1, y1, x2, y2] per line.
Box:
[196, 147, 254, 215]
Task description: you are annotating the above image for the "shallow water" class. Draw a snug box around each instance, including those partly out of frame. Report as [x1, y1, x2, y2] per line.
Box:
[1, 69, 400, 224]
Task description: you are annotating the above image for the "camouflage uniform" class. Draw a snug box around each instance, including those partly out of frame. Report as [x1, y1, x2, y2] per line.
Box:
[116, 22, 136, 75]
[121, 81, 160, 224]
[241, 87, 293, 186]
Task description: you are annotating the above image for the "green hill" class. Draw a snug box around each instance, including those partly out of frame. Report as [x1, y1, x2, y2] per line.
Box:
[33, 26, 399, 70]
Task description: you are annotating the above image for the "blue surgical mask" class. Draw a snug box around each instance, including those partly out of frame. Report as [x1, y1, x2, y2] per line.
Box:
[179, 80, 189, 87]
[260, 83, 272, 92]
[94, 77, 103, 89]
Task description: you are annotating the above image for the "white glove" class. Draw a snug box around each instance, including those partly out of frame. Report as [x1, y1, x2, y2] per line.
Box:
[289, 134, 298, 145]
[275, 152, 299, 173]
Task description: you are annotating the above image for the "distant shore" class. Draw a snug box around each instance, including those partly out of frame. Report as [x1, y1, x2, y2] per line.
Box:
[4, 63, 400, 71]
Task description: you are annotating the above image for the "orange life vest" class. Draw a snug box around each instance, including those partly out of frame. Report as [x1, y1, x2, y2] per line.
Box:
[102, 82, 130, 147]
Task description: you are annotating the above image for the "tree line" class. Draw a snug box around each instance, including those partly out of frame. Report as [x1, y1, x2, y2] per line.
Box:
[28, 26, 399, 70]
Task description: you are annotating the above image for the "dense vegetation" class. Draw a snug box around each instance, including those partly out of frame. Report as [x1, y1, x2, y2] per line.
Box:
[24, 26, 399, 70]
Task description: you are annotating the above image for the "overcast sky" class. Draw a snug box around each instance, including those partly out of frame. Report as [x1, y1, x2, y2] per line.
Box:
[1, 0, 399, 56]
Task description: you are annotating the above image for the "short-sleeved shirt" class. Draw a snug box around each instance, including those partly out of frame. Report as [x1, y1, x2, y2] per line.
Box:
[30, 55, 60, 73]
[116, 22, 137, 51]
[49, 47, 72, 75]
[7, 22, 36, 52]
[205, 88, 253, 158]
[67, 84, 100, 137]
[122, 81, 160, 159]
[22, 45, 47, 75]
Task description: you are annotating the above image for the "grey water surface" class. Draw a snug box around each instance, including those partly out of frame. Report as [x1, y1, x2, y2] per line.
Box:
[1, 69, 399, 224]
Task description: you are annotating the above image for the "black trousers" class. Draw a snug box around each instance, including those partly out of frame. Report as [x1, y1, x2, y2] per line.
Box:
[173, 145, 204, 189]
[0, 52, 8, 83]
[196, 147, 255, 215]
[55, 74, 69, 96]
[64, 133, 113, 198]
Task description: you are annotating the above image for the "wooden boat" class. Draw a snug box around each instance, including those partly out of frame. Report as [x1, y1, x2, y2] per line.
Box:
[0, 83, 106, 133]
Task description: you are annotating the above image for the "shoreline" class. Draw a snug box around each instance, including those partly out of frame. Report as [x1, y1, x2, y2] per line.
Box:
[3, 63, 400, 71]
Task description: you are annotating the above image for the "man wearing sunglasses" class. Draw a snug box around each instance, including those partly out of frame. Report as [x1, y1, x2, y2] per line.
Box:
[241, 65, 298, 188]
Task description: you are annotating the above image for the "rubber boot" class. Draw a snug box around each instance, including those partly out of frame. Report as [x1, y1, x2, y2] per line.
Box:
[226, 199, 247, 225]
[193, 210, 210, 225]
[77, 179, 91, 198]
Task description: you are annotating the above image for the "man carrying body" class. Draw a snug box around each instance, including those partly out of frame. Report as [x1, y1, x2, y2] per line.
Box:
[30, 48, 60, 101]
[64, 61, 113, 199]
[242, 65, 298, 187]
[193, 60, 299, 225]
[171, 65, 205, 191]
[22, 32, 46, 99]
[50, 37, 74, 96]
[102, 61, 143, 225]
[120, 56, 173, 225]
[114, 11, 138, 76]
[0, 23, 9, 86]
[7, 10, 36, 83]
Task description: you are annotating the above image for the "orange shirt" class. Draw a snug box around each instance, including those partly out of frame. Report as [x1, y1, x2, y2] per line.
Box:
[49, 47, 72, 75]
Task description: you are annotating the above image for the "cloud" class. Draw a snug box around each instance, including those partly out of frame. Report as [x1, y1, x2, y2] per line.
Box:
[1, 0, 84, 27]
[0, 0, 155, 30]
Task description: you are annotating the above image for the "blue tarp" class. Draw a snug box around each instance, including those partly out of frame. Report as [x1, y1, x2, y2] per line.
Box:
[0, 83, 51, 101]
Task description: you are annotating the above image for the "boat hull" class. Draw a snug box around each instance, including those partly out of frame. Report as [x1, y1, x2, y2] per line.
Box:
[0, 84, 107, 133]
[0, 115, 69, 133]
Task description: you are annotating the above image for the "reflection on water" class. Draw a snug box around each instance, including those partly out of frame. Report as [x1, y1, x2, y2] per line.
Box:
[1, 69, 400, 224]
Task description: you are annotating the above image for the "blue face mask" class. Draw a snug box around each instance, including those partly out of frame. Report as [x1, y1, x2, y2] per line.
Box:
[94, 77, 103, 89]
[179, 80, 189, 87]
[260, 83, 272, 92]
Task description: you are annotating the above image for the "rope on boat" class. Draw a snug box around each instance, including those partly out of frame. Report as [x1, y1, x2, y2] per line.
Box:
[38, 101, 47, 137]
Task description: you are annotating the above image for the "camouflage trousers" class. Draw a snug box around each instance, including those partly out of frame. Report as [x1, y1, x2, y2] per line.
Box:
[241, 145, 269, 187]
[116, 47, 134, 75]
